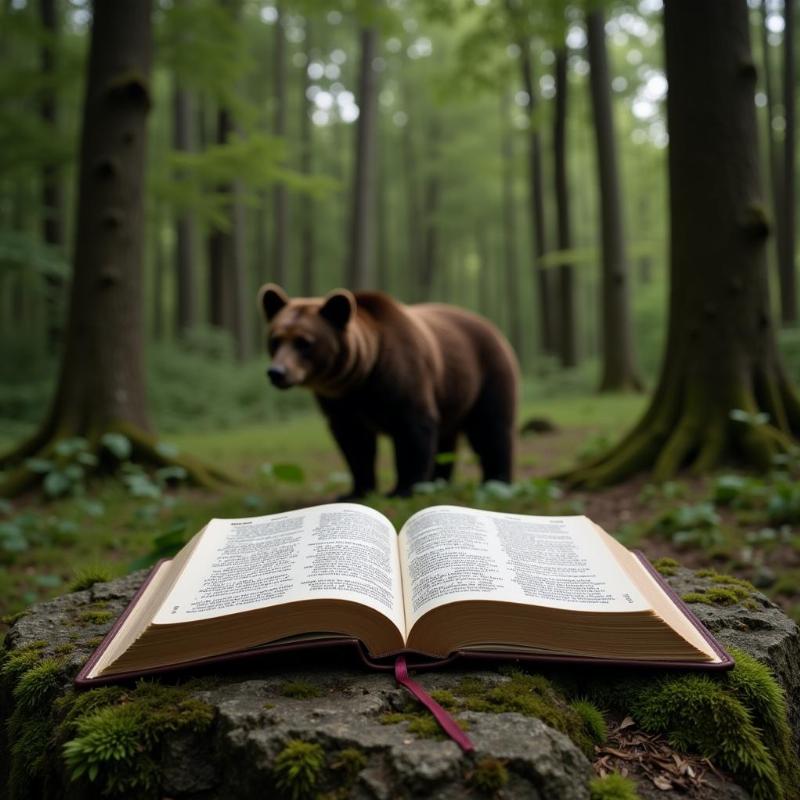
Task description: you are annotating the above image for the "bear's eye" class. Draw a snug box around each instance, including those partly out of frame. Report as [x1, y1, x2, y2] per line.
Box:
[268, 336, 282, 355]
[293, 336, 312, 354]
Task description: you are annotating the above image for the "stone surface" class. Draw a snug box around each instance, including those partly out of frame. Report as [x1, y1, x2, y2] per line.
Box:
[2, 565, 799, 799]
[665, 567, 800, 748]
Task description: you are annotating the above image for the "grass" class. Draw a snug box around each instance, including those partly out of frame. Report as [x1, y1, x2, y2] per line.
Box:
[0, 386, 646, 622]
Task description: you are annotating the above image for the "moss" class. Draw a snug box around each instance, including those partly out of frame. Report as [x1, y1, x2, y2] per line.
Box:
[0, 643, 46, 689]
[85, 636, 104, 647]
[272, 739, 325, 800]
[695, 568, 716, 578]
[13, 657, 63, 712]
[682, 586, 749, 606]
[56, 680, 214, 797]
[68, 566, 113, 592]
[1, 610, 27, 626]
[454, 671, 597, 756]
[78, 609, 114, 625]
[279, 679, 322, 699]
[468, 757, 509, 795]
[53, 643, 75, 656]
[709, 573, 755, 590]
[589, 772, 641, 800]
[379, 709, 469, 740]
[331, 747, 368, 782]
[653, 557, 680, 576]
[429, 688, 459, 710]
[570, 698, 608, 746]
[630, 674, 783, 800]
[263, 702, 275, 710]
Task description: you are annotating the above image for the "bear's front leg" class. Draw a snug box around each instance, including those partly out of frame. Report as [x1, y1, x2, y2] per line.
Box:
[389, 415, 438, 497]
[326, 413, 377, 500]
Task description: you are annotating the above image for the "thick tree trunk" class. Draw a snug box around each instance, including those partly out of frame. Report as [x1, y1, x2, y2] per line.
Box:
[780, 0, 797, 323]
[553, 47, 577, 368]
[420, 117, 441, 300]
[501, 95, 522, 358]
[565, 0, 800, 488]
[761, 0, 785, 286]
[0, 1, 238, 496]
[39, 0, 65, 355]
[518, 40, 555, 356]
[586, 9, 642, 392]
[173, 81, 197, 334]
[299, 18, 314, 296]
[347, 26, 379, 289]
[272, 2, 288, 286]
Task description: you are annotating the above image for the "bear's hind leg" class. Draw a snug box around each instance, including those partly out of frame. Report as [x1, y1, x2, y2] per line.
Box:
[463, 390, 515, 484]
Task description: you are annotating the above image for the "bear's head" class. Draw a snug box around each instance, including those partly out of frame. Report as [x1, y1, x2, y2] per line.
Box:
[257, 283, 356, 391]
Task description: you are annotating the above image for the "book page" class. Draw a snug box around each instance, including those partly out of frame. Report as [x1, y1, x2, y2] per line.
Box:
[399, 506, 650, 629]
[152, 503, 405, 637]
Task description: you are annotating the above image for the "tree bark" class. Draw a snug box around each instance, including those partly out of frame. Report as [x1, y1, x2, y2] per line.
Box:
[501, 94, 522, 358]
[761, 0, 785, 287]
[299, 18, 315, 296]
[518, 39, 555, 356]
[780, 0, 797, 323]
[419, 117, 441, 300]
[207, 106, 233, 331]
[346, 25, 379, 289]
[172, 80, 197, 334]
[565, 0, 800, 488]
[553, 47, 577, 368]
[272, 2, 288, 286]
[39, 0, 65, 354]
[586, 8, 642, 392]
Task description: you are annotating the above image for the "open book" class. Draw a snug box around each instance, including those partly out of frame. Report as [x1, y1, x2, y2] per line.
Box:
[78, 504, 732, 684]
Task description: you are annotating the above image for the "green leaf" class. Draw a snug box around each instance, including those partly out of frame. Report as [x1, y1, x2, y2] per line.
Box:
[25, 457, 54, 474]
[43, 470, 71, 497]
[435, 452, 457, 464]
[100, 433, 132, 461]
[272, 463, 306, 483]
[155, 441, 180, 458]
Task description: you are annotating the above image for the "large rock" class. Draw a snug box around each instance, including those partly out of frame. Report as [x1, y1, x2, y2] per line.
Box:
[1, 565, 798, 799]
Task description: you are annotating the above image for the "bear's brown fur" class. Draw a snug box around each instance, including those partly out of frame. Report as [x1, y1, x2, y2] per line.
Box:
[258, 284, 519, 498]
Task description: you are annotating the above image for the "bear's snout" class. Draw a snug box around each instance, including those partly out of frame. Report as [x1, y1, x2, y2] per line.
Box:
[267, 365, 290, 389]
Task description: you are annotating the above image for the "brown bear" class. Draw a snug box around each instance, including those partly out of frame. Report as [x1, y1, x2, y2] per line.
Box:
[258, 284, 519, 499]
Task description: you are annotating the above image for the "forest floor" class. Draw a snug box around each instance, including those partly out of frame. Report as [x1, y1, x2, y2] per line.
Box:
[2, 390, 800, 630]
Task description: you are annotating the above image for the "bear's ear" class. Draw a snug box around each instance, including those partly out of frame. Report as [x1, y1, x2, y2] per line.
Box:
[319, 289, 355, 330]
[258, 283, 290, 321]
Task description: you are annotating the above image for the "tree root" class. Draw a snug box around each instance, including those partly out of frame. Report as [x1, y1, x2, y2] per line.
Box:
[0, 421, 244, 499]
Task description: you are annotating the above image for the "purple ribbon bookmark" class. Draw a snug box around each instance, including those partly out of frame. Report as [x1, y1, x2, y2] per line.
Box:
[394, 655, 475, 753]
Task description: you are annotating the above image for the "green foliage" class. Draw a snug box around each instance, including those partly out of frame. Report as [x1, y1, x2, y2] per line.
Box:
[589, 772, 641, 800]
[468, 757, 509, 795]
[649, 502, 723, 548]
[272, 740, 326, 800]
[69, 565, 113, 592]
[652, 557, 679, 576]
[280, 679, 321, 699]
[12, 657, 63, 712]
[570, 698, 608, 746]
[330, 747, 368, 783]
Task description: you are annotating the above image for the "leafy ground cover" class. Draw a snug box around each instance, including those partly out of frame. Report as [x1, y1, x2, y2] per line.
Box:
[2, 388, 800, 632]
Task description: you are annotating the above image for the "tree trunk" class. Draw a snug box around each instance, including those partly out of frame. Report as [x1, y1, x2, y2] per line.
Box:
[39, 0, 65, 355]
[272, 2, 288, 286]
[152, 212, 165, 341]
[346, 25, 379, 289]
[518, 38, 555, 356]
[207, 106, 233, 330]
[586, 8, 642, 392]
[780, 0, 797, 323]
[299, 18, 315, 296]
[376, 127, 390, 292]
[229, 179, 251, 361]
[0, 0, 236, 496]
[402, 91, 422, 300]
[565, 0, 800, 488]
[420, 117, 441, 300]
[761, 0, 785, 287]
[501, 94, 522, 358]
[553, 47, 577, 368]
[173, 80, 197, 334]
